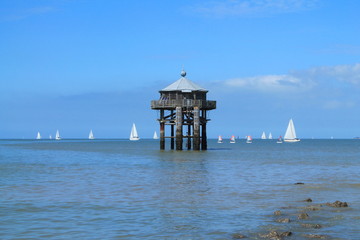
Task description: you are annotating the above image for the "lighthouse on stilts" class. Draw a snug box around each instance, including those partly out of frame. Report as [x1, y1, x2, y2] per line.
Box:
[151, 70, 216, 150]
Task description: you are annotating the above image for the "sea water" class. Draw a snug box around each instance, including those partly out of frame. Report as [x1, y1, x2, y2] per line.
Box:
[0, 139, 359, 239]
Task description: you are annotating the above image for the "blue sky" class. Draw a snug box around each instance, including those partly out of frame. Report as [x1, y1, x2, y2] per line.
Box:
[1, 0, 360, 139]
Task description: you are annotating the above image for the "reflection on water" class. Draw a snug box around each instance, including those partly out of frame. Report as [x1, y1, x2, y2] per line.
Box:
[0, 139, 359, 239]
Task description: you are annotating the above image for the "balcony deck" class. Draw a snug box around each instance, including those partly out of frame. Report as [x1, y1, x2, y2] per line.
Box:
[151, 99, 216, 110]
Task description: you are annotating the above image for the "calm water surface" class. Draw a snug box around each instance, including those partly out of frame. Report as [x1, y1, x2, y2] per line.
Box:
[1, 139, 359, 239]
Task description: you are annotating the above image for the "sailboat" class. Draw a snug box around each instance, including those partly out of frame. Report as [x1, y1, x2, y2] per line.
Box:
[55, 130, 61, 140]
[153, 131, 159, 139]
[217, 135, 223, 143]
[246, 135, 252, 144]
[277, 136, 283, 144]
[284, 119, 300, 142]
[261, 131, 266, 139]
[230, 135, 236, 143]
[89, 130, 95, 140]
[129, 123, 140, 141]
[36, 132, 41, 140]
[268, 132, 273, 139]
[49, 135, 52, 140]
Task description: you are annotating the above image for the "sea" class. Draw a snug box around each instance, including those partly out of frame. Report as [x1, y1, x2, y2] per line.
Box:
[1, 139, 359, 239]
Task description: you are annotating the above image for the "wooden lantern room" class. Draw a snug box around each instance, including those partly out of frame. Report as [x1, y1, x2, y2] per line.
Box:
[151, 70, 216, 150]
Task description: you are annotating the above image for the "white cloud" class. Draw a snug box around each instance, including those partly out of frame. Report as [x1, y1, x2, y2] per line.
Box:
[224, 74, 314, 92]
[190, 0, 319, 17]
[221, 63, 360, 93]
[304, 63, 360, 85]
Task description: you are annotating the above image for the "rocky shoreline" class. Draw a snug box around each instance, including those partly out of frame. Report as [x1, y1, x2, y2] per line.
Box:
[232, 191, 350, 239]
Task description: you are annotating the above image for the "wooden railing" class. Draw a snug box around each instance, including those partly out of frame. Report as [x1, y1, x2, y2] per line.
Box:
[151, 99, 216, 110]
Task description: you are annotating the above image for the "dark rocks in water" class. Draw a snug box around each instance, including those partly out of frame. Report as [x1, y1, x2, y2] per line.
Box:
[303, 234, 327, 239]
[304, 198, 313, 202]
[298, 212, 309, 219]
[326, 200, 348, 208]
[303, 205, 321, 211]
[274, 210, 282, 216]
[294, 182, 304, 185]
[281, 232, 292, 237]
[301, 223, 322, 229]
[276, 218, 291, 223]
[232, 233, 247, 239]
[260, 230, 292, 239]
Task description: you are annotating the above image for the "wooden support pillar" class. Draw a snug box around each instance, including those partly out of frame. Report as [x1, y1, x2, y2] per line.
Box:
[193, 107, 200, 150]
[201, 110, 207, 150]
[170, 110, 174, 150]
[160, 110, 165, 150]
[187, 123, 191, 150]
[175, 107, 183, 150]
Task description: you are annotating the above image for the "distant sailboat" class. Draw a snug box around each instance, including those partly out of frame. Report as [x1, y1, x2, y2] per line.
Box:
[246, 135, 252, 144]
[49, 135, 52, 140]
[277, 136, 283, 144]
[268, 132, 273, 139]
[153, 131, 159, 139]
[230, 135, 236, 143]
[217, 135, 223, 143]
[130, 123, 140, 141]
[89, 130, 95, 140]
[284, 119, 300, 142]
[261, 131, 266, 139]
[36, 132, 41, 140]
[55, 130, 61, 140]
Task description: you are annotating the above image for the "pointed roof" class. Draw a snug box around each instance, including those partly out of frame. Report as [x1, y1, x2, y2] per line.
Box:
[161, 70, 208, 92]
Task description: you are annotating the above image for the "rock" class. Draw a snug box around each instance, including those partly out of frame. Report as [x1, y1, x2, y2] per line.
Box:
[280, 231, 292, 237]
[304, 198, 313, 202]
[298, 212, 309, 219]
[303, 234, 327, 239]
[294, 182, 305, 185]
[276, 218, 291, 223]
[259, 230, 280, 239]
[303, 205, 321, 211]
[232, 233, 247, 239]
[326, 200, 348, 208]
[260, 230, 292, 239]
[301, 223, 322, 229]
[274, 210, 282, 216]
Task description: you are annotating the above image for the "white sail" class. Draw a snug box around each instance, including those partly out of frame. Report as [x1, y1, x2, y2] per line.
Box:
[246, 135, 252, 144]
[230, 135, 236, 143]
[55, 130, 61, 140]
[49, 135, 52, 139]
[89, 130, 94, 140]
[153, 131, 159, 139]
[217, 135, 223, 143]
[261, 131, 266, 139]
[36, 132, 41, 140]
[268, 132, 273, 139]
[284, 119, 300, 142]
[130, 123, 140, 141]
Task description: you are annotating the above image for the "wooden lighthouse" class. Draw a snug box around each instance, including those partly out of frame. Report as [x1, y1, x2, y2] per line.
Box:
[151, 70, 216, 150]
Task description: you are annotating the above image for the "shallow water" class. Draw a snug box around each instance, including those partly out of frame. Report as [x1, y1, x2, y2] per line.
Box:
[0, 139, 359, 239]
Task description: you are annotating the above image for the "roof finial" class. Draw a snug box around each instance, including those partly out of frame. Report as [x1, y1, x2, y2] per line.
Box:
[180, 66, 186, 77]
